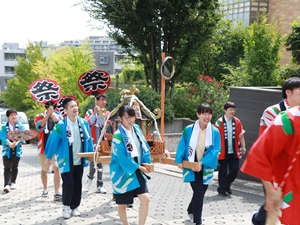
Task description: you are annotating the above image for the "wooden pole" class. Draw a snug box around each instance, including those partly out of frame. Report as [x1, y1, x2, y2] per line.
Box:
[161, 52, 165, 141]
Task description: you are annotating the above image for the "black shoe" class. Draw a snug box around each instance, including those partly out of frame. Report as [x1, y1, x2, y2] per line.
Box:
[54, 193, 62, 201]
[226, 189, 232, 194]
[218, 192, 228, 196]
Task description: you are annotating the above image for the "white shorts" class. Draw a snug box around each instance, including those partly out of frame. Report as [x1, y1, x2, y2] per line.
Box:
[38, 154, 57, 172]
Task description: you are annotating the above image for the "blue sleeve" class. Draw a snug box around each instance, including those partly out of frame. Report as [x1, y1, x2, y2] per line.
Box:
[201, 128, 221, 169]
[0, 126, 8, 146]
[84, 120, 94, 152]
[35, 120, 46, 132]
[112, 137, 139, 177]
[45, 125, 61, 159]
[143, 148, 151, 164]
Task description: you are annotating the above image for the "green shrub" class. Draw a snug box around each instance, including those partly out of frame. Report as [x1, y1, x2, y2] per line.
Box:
[172, 75, 229, 123]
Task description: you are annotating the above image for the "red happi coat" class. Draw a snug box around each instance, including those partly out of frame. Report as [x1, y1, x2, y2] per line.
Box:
[241, 108, 300, 225]
[214, 116, 244, 160]
[85, 109, 97, 150]
[259, 99, 289, 135]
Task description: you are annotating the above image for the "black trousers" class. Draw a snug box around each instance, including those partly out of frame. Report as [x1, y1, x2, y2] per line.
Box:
[88, 162, 103, 188]
[217, 154, 239, 194]
[3, 155, 20, 186]
[187, 171, 208, 224]
[252, 185, 266, 225]
[61, 165, 84, 210]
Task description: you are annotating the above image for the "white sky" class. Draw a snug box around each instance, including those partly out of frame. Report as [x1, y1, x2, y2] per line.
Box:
[0, 0, 108, 49]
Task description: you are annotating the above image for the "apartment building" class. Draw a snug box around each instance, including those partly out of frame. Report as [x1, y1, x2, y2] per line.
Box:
[0, 43, 25, 91]
[0, 36, 126, 92]
[59, 36, 126, 74]
[88, 36, 126, 75]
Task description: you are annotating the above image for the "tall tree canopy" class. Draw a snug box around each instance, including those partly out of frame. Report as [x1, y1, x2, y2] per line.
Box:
[33, 42, 96, 103]
[242, 15, 282, 86]
[285, 19, 300, 65]
[179, 18, 246, 82]
[80, 0, 220, 91]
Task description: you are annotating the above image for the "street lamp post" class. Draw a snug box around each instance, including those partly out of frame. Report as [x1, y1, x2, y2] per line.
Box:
[160, 54, 176, 142]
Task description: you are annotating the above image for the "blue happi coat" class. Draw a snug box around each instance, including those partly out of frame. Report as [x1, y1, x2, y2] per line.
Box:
[175, 123, 220, 184]
[45, 116, 94, 174]
[0, 122, 25, 158]
[110, 124, 151, 194]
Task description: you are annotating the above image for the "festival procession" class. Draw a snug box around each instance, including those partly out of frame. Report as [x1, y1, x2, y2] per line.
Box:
[1, 62, 300, 225]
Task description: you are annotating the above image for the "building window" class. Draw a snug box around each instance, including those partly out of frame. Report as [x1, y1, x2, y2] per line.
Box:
[99, 56, 109, 64]
[5, 66, 15, 74]
[4, 53, 26, 61]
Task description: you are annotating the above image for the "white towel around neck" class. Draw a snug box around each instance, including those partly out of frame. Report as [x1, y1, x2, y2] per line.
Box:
[188, 120, 213, 162]
[121, 124, 139, 158]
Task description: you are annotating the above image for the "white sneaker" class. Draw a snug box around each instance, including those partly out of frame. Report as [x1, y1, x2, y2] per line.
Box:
[62, 205, 71, 219]
[3, 185, 10, 193]
[188, 213, 193, 223]
[85, 178, 93, 190]
[96, 186, 107, 194]
[72, 208, 80, 216]
[10, 182, 17, 189]
[42, 189, 48, 197]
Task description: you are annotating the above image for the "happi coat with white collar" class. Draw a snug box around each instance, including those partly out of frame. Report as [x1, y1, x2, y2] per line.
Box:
[0, 121, 25, 158]
[110, 124, 151, 194]
[175, 121, 221, 184]
[215, 116, 244, 160]
[45, 116, 94, 174]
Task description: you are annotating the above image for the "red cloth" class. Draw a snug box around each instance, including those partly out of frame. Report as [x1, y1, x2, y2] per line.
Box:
[34, 114, 45, 154]
[214, 116, 244, 160]
[241, 109, 300, 225]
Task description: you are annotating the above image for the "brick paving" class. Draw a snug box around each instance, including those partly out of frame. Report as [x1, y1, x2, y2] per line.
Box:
[0, 144, 270, 225]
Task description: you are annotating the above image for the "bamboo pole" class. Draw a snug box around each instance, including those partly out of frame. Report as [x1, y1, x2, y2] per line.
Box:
[160, 52, 165, 142]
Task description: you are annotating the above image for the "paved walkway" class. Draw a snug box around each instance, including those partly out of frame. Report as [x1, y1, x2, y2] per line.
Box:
[0, 144, 267, 225]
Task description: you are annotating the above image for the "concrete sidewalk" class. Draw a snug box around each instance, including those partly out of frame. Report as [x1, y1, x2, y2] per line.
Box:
[0, 144, 267, 225]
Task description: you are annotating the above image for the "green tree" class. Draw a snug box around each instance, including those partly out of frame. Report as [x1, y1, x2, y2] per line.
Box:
[1, 41, 96, 123]
[285, 19, 300, 65]
[179, 18, 246, 82]
[33, 42, 96, 104]
[242, 15, 283, 86]
[1, 42, 45, 113]
[120, 57, 145, 84]
[80, 0, 220, 92]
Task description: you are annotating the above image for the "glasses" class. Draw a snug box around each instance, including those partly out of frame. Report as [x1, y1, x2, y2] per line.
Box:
[97, 98, 107, 102]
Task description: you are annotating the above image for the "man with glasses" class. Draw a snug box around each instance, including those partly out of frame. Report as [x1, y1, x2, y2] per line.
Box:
[84, 93, 109, 194]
